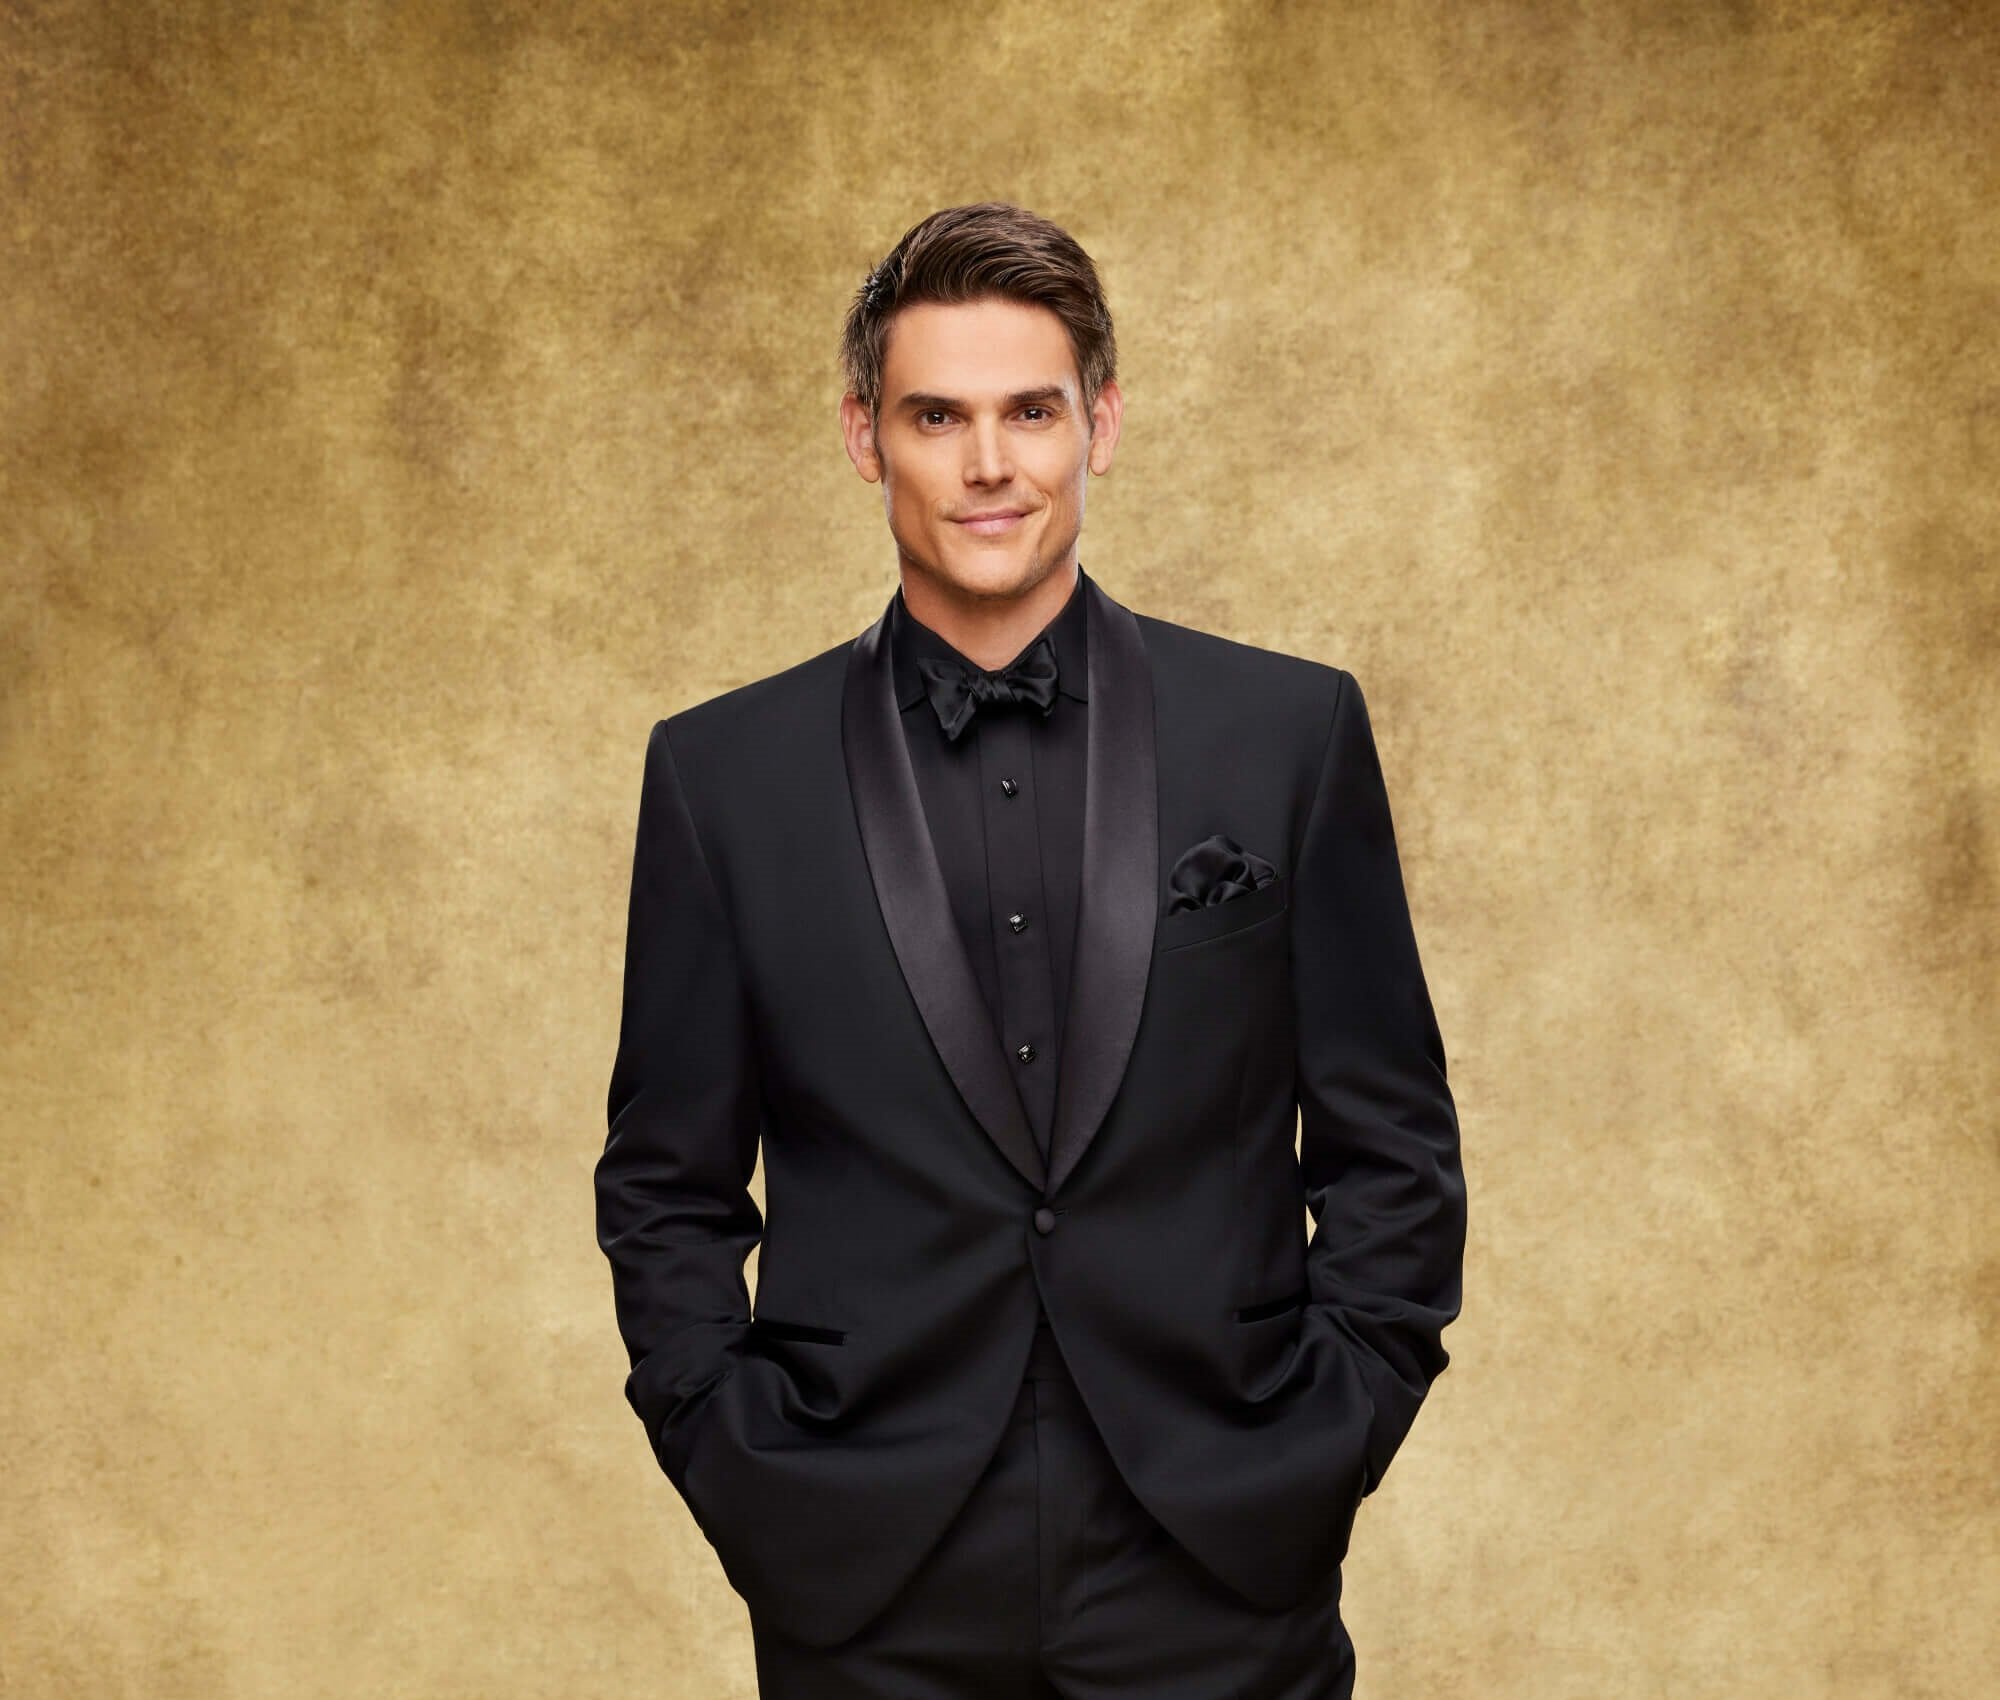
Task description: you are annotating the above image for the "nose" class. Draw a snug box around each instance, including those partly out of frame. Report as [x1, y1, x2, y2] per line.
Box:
[963, 415, 1012, 486]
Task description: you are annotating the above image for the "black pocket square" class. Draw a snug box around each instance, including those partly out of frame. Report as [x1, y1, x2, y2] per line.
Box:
[1164, 832, 1278, 915]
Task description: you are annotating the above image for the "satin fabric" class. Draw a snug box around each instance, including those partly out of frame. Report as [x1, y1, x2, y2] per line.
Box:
[1163, 830, 1280, 915]
[914, 630, 1061, 741]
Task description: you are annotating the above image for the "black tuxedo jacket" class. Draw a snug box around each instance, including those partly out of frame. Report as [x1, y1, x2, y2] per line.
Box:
[596, 568, 1465, 1649]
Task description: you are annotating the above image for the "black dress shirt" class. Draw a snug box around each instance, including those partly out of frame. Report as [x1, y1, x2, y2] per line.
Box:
[887, 564, 1089, 1166]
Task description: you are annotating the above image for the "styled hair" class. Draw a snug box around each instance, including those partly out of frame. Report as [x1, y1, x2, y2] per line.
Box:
[839, 201, 1117, 428]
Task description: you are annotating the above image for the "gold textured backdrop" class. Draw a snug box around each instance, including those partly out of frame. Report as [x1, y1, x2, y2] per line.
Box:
[4, 2, 1994, 1695]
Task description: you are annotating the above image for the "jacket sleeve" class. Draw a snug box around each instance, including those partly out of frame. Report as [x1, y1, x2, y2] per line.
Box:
[1292, 668, 1466, 1496]
[595, 716, 763, 1489]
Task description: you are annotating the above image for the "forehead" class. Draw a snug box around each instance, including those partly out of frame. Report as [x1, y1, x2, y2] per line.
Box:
[880, 296, 1078, 401]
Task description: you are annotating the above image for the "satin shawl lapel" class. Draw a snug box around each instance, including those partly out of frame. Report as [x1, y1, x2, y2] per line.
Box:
[840, 571, 1158, 1199]
[1048, 576, 1157, 1196]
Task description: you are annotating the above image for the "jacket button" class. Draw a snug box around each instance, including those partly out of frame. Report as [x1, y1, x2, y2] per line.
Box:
[1033, 1206, 1056, 1233]
[1015, 1042, 1036, 1063]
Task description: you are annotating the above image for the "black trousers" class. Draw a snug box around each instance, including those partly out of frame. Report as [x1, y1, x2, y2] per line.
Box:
[749, 1317, 1355, 1699]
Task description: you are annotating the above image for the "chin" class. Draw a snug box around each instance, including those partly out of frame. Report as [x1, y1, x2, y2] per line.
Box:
[935, 548, 1039, 597]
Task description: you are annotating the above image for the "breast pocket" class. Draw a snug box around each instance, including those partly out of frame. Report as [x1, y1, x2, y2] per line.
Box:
[1154, 873, 1289, 954]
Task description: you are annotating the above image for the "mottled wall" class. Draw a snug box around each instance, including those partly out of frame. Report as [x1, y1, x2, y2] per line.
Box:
[4, 2, 1993, 1695]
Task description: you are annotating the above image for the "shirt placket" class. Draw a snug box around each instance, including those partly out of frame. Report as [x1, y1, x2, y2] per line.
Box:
[977, 705, 1059, 1161]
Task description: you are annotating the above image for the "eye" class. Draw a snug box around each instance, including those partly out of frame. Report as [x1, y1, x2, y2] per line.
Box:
[919, 409, 951, 427]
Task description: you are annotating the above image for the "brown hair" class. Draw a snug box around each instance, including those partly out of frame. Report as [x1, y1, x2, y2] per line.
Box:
[839, 201, 1117, 429]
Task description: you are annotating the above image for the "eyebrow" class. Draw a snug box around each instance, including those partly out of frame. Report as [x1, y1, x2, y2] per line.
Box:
[893, 385, 1071, 414]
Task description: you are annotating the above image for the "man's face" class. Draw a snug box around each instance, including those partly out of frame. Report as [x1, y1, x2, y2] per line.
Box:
[840, 295, 1121, 605]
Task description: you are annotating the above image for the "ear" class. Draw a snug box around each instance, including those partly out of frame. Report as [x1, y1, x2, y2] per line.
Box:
[839, 392, 884, 484]
[1087, 377, 1123, 476]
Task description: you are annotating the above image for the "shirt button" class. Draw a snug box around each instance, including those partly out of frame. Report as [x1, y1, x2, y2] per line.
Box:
[1015, 1042, 1037, 1064]
[1007, 911, 1027, 932]
[1033, 1206, 1056, 1233]
[1000, 777, 1018, 796]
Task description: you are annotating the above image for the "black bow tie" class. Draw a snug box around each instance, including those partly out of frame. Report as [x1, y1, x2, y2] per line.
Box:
[916, 634, 1059, 743]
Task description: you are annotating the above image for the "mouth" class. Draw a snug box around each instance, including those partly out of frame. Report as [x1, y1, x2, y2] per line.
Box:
[953, 508, 1031, 536]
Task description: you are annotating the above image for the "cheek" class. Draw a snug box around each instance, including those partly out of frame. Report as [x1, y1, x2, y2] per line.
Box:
[883, 479, 949, 538]
[1027, 469, 1081, 521]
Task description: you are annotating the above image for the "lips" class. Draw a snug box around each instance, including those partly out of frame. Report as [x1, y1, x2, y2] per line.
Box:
[955, 508, 1030, 534]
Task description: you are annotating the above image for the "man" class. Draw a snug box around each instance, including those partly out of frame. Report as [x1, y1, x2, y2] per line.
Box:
[596, 202, 1465, 1699]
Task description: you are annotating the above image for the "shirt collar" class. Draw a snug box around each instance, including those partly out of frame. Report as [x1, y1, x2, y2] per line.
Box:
[891, 564, 1090, 713]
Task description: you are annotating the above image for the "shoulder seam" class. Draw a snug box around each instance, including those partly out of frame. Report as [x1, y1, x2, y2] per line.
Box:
[1291, 667, 1352, 869]
[656, 717, 750, 969]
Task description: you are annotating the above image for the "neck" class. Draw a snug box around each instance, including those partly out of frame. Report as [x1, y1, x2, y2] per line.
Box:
[899, 559, 1080, 671]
